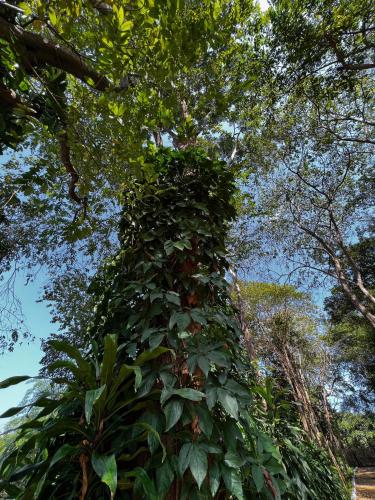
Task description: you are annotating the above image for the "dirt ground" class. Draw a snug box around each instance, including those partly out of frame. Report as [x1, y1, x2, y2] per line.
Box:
[355, 467, 375, 499]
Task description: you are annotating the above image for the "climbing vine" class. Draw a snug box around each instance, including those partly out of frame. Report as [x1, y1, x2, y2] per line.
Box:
[0, 149, 350, 499]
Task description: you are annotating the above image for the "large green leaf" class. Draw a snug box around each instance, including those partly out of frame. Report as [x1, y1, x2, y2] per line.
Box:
[48, 340, 92, 376]
[135, 422, 166, 461]
[0, 375, 33, 389]
[195, 406, 213, 438]
[189, 444, 208, 490]
[224, 451, 246, 468]
[171, 388, 205, 403]
[164, 399, 184, 431]
[156, 459, 175, 496]
[47, 360, 84, 381]
[251, 464, 264, 493]
[169, 311, 191, 331]
[217, 388, 239, 419]
[135, 346, 171, 365]
[210, 461, 221, 497]
[101, 335, 118, 386]
[208, 350, 231, 368]
[127, 467, 160, 499]
[92, 451, 117, 499]
[190, 308, 207, 325]
[165, 291, 181, 306]
[178, 443, 194, 476]
[50, 444, 78, 468]
[221, 464, 244, 500]
[85, 385, 106, 424]
[0, 405, 27, 418]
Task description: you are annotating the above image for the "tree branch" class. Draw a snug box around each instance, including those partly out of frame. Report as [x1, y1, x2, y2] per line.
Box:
[0, 16, 111, 91]
[58, 129, 87, 213]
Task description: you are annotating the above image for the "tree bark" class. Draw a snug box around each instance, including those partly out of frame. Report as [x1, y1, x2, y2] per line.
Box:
[0, 16, 111, 90]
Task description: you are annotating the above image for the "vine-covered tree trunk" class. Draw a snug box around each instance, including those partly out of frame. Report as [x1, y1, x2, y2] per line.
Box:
[0, 148, 349, 500]
[83, 148, 254, 498]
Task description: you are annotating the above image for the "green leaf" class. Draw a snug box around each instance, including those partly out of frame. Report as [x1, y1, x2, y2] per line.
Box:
[164, 399, 184, 431]
[224, 379, 250, 398]
[208, 350, 230, 368]
[165, 291, 181, 306]
[171, 388, 205, 402]
[224, 451, 246, 468]
[135, 346, 171, 365]
[206, 386, 217, 410]
[195, 406, 213, 438]
[150, 291, 163, 302]
[48, 9, 58, 25]
[169, 311, 191, 331]
[0, 375, 32, 389]
[92, 452, 117, 499]
[190, 309, 207, 325]
[173, 240, 191, 251]
[119, 20, 134, 32]
[135, 422, 166, 461]
[221, 464, 244, 500]
[251, 465, 264, 493]
[48, 340, 92, 379]
[164, 240, 175, 256]
[210, 461, 220, 497]
[85, 385, 106, 424]
[189, 444, 208, 489]
[101, 335, 118, 386]
[127, 467, 159, 499]
[178, 443, 193, 475]
[50, 444, 77, 468]
[157, 459, 175, 495]
[149, 332, 165, 350]
[0, 406, 27, 418]
[197, 356, 210, 376]
[110, 364, 140, 396]
[217, 388, 238, 419]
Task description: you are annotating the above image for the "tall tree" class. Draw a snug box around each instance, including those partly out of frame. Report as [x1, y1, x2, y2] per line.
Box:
[237, 281, 342, 452]
[0, 0, 262, 351]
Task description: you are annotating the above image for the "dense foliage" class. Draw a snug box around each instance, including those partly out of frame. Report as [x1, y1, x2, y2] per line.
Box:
[0, 150, 350, 499]
[1, 0, 373, 498]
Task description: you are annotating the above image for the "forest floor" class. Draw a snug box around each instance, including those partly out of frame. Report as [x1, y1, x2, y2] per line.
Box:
[355, 467, 375, 499]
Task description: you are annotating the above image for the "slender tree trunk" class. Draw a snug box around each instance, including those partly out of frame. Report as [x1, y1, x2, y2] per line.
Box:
[321, 387, 341, 450]
[279, 345, 322, 444]
[229, 268, 255, 361]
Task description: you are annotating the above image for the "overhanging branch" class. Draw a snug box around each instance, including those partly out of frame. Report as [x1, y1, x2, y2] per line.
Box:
[0, 16, 111, 91]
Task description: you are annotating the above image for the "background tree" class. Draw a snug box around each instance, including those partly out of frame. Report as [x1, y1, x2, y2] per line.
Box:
[324, 236, 375, 408]
[237, 281, 343, 451]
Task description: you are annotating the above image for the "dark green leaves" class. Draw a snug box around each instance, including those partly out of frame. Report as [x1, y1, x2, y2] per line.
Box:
[164, 399, 184, 431]
[0, 375, 33, 389]
[85, 385, 106, 424]
[221, 465, 244, 500]
[0, 406, 26, 418]
[161, 387, 205, 406]
[169, 311, 190, 331]
[101, 334, 118, 386]
[189, 445, 208, 489]
[92, 452, 117, 499]
[251, 465, 264, 493]
[50, 444, 78, 468]
[179, 443, 208, 489]
[217, 388, 239, 419]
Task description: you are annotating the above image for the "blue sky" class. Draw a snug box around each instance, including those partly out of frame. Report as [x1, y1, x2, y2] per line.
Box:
[0, 268, 54, 430]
